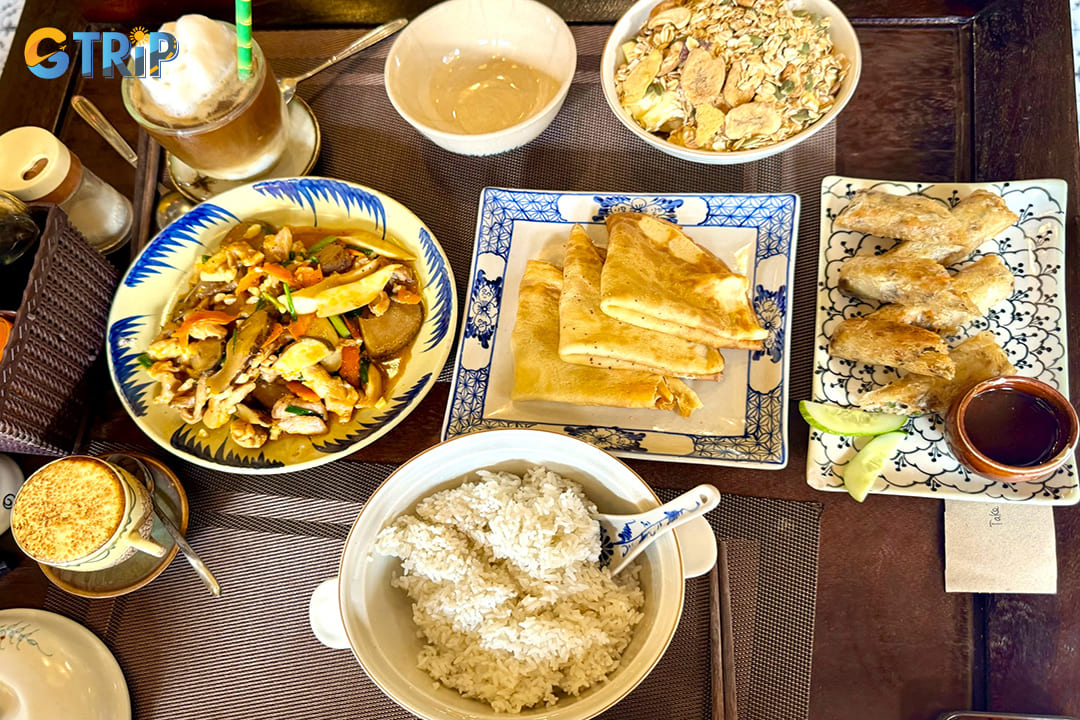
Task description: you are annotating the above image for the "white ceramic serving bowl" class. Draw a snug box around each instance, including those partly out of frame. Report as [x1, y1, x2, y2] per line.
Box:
[106, 177, 456, 474]
[384, 0, 577, 155]
[311, 429, 710, 720]
[0, 608, 131, 720]
[601, 0, 862, 164]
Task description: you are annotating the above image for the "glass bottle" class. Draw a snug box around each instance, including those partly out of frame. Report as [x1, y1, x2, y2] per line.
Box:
[0, 126, 132, 254]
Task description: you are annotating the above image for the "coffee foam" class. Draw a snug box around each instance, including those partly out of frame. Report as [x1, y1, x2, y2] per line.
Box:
[135, 15, 247, 124]
[12, 457, 125, 563]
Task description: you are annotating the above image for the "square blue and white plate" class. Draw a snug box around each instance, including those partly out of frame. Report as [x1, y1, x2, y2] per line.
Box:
[442, 189, 799, 468]
[808, 176, 1076, 504]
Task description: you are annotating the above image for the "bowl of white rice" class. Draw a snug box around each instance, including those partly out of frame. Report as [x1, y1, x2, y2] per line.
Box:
[311, 429, 693, 719]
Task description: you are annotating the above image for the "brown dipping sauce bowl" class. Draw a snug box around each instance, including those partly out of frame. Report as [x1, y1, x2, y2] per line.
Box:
[945, 376, 1079, 483]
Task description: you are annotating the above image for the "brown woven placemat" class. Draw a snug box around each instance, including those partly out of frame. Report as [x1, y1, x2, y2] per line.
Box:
[250, 25, 833, 393]
[41, 443, 820, 720]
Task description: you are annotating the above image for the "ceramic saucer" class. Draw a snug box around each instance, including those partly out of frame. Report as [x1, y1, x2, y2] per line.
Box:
[0, 608, 131, 719]
[40, 453, 189, 598]
[167, 95, 322, 202]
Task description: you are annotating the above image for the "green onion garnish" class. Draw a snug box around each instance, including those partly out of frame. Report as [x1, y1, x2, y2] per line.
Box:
[201, 254, 210, 263]
[284, 404, 320, 417]
[282, 284, 297, 321]
[360, 359, 370, 385]
[137, 353, 153, 369]
[262, 293, 286, 314]
[255, 296, 267, 311]
[308, 235, 338, 254]
[328, 314, 350, 338]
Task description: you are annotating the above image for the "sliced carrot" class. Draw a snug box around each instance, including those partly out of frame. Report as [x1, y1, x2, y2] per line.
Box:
[262, 322, 284, 348]
[286, 381, 320, 402]
[174, 310, 234, 347]
[342, 314, 361, 339]
[288, 313, 314, 338]
[262, 263, 297, 286]
[235, 267, 262, 294]
[340, 345, 362, 388]
[294, 265, 324, 288]
[392, 287, 422, 304]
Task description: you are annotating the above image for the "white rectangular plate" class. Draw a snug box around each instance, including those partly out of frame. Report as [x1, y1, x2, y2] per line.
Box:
[808, 176, 1076, 504]
[443, 189, 800, 468]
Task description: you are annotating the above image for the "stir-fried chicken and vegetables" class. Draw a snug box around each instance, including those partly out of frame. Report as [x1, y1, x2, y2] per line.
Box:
[140, 221, 425, 450]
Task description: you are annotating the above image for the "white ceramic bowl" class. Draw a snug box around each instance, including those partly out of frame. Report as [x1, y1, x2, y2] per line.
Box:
[384, 0, 577, 155]
[601, 0, 862, 164]
[0, 608, 131, 719]
[106, 177, 457, 474]
[315, 429, 696, 720]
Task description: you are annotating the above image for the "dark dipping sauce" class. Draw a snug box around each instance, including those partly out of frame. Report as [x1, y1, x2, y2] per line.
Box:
[964, 388, 1068, 467]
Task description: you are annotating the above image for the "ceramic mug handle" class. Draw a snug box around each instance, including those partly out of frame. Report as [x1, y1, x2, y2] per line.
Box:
[125, 530, 167, 558]
[309, 578, 350, 649]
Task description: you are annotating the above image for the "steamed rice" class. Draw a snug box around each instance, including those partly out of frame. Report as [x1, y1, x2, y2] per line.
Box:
[373, 466, 645, 713]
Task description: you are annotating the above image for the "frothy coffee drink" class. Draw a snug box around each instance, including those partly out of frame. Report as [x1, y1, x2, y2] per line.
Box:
[123, 15, 288, 180]
[11, 457, 126, 564]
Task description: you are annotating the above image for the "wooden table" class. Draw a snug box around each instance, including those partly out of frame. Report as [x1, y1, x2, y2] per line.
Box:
[0, 1, 1077, 719]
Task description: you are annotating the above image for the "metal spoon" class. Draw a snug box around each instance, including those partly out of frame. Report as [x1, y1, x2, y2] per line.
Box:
[108, 454, 222, 597]
[597, 484, 721, 575]
[277, 18, 408, 104]
[71, 95, 194, 230]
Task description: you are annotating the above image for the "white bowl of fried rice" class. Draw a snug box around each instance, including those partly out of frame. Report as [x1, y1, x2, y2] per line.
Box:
[602, 0, 861, 164]
[308, 429, 712, 719]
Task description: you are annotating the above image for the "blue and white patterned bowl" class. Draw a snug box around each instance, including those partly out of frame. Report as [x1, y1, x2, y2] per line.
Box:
[106, 177, 457, 474]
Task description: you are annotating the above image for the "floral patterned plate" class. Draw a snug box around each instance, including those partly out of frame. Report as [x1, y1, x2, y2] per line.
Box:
[442, 188, 799, 468]
[808, 176, 1076, 504]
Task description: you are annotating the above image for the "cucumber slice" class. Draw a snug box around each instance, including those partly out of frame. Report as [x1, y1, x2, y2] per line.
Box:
[799, 401, 907, 436]
[842, 431, 906, 502]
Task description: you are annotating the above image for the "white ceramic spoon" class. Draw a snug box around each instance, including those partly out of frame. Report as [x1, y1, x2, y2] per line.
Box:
[596, 484, 721, 575]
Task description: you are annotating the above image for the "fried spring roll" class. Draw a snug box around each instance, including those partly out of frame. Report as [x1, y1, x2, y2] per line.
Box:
[950, 254, 1015, 314]
[835, 190, 962, 245]
[829, 318, 955, 379]
[944, 190, 1019, 265]
[839, 255, 961, 306]
[864, 255, 1015, 334]
[858, 331, 1016, 415]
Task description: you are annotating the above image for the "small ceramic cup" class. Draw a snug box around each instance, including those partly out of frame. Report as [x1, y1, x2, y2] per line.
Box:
[944, 376, 1079, 483]
[11, 455, 166, 572]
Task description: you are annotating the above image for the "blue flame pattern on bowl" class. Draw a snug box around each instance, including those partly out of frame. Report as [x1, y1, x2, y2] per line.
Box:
[107, 177, 457, 474]
[443, 188, 799, 469]
[808, 176, 1076, 504]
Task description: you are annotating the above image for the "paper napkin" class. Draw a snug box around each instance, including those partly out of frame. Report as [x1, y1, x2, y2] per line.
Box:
[944, 500, 1057, 593]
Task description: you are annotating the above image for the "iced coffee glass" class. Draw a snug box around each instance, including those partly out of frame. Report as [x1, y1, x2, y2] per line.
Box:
[121, 16, 289, 180]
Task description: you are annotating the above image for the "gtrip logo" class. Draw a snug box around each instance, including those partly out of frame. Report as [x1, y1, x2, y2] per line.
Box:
[25, 27, 179, 80]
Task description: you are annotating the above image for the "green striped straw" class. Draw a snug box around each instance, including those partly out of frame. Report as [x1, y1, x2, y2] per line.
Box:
[235, 0, 253, 80]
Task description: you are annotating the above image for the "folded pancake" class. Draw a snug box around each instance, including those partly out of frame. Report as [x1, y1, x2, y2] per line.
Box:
[829, 318, 955, 379]
[559, 225, 724, 379]
[512, 260, 702, 416]
[858, 331, 1016, 415]
[598, 212, 768, 350]
[944, 190, 1018, 265]
[835, 190, 962, 246]
[864, 255, 1014, 334]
